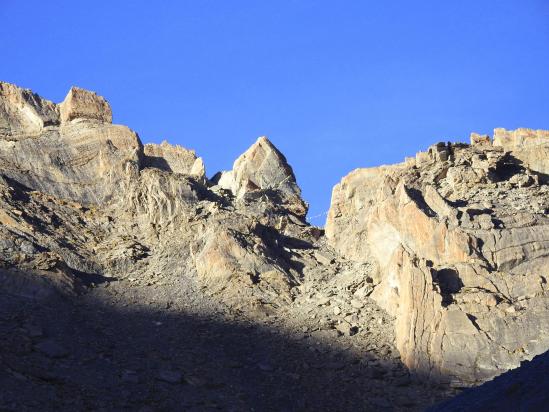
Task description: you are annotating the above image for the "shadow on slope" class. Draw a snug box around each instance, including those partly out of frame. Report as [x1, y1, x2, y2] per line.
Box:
[428, 349, 549, 412]
[0, 275, 451, 411]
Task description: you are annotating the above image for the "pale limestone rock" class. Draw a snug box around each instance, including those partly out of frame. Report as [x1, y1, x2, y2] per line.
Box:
[3, 81, 549, 394]
[0, 119, 142, 204]
[493, 128, 549, 179]
[214, 136, 308, 216]
[327, 134, 549, 385]
[0, 84, 138, 204]
[423, 185, 459, 226]
[143, 141, 205, 178]
[190, 157, 205, 177]
[122, 168, 203, 227]
[470, 133, 491, 146]
[0, 81, 59, 137]
[193, 226, 292, 300]
[0, 83, 312, 310]
[59, 86, 112, 124]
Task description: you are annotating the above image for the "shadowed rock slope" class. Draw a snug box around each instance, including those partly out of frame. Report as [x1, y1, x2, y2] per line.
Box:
[0, 81, 547, 410]
[428, 349, 549, 411]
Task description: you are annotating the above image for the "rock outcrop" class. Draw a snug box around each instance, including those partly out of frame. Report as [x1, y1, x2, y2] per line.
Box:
[0, 82, 143, 204]
[1, 80, 548, 408]
[143, 141, 205, 178]
[0, 82, 58, 137]
[327, 132, 549, 385]
[0, 81, 312, 310]
[213, 136, 308, 217]
[59, 86, 112, 124]
[493, 128, 549, 180]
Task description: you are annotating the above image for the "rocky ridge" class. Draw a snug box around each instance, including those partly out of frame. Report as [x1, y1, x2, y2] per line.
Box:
[0, 81, 547, 410]
[327, 131, 549, 386]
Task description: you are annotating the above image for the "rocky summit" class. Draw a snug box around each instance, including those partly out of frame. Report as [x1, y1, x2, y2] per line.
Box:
[0, 81, 547, 411]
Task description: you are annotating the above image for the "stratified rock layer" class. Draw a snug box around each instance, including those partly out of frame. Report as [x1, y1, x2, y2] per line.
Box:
[1, 80, 548, 402]
[59, 86, 112, 124]
[327, 134, 549, 384]
[143, 141, 205, 178]
[0, 81, 312, 310]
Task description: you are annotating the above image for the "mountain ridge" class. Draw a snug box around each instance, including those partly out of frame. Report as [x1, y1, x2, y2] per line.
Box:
[1, 81, 547, 411]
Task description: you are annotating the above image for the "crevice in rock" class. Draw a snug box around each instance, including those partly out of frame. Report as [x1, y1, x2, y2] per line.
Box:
[431, 267, 463, 307]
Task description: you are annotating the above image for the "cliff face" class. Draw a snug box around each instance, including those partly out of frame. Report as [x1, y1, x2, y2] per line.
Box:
[0, 81, 316, 312]
[1, 81, 548, 404]
[326, 134, 549, 385]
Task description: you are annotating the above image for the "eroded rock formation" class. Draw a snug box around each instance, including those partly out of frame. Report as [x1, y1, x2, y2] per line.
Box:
[0, 81, 315, 311]
[213, 136, 308, 217]
[327, 133, 549, 385]
[1, 81, 548, 409]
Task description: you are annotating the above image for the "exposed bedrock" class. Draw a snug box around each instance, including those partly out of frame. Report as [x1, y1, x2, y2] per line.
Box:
[327, 134, 549, 384]
[2, 81, 548, 392]
[0, 81, 311, 309]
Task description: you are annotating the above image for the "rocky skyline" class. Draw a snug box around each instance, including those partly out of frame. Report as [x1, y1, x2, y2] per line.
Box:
[0, 81, 548, 411]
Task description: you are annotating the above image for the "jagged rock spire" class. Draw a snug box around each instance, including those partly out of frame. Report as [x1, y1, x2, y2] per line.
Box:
[213, 136, 308, 216]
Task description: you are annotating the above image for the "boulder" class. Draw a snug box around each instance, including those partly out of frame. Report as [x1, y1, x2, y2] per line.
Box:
[59, 86, 112, 124]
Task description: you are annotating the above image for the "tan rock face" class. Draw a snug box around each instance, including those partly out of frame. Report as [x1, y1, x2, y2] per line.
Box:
[3, 81, 549, 394]
[0, 86, 142, 204]
[0, 82, 312, 310]
[493, 128, 549, 180]
[213, 136, 308, 217]
[327, 133, 549, 384]
[470, 132, 491, 146]
[0, 81, 59, 137]
[59, 86, 112, 124]
[143, 141, 205, 178]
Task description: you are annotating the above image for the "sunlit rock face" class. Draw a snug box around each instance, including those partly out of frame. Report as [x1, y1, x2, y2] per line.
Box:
[0, 82, 142, 204]
[0, 81, 59, 137]
[59, 86, 113, 124]
[1, 80, 548, 392]
[143, 141, 205, 178]
[327, 134, 549, 385]
[493, 128, 549, 180]
[212, 136, 308, 217]
[0, 81, 312, 310]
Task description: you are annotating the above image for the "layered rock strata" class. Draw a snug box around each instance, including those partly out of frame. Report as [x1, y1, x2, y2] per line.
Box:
[0, 81, 313, 311]
[1, 80, 548, 392]
[327, 132, 549, 384]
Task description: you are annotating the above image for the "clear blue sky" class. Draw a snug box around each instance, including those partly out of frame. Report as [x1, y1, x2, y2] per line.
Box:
[1, 1, 548, 223]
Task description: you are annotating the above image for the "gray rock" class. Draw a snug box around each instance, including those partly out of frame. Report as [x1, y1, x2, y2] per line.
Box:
[213, 136, 308, 217]
[326, 133, 549, 385]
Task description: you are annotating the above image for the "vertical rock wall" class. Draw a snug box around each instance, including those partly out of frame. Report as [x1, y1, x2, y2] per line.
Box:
[327, 135, 549, 384]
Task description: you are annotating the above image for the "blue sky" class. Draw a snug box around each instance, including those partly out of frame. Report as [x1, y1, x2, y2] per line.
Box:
[1, 1, 548, 223]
